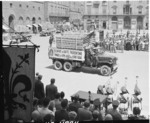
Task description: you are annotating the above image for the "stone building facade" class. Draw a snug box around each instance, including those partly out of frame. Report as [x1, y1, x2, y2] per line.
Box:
[83, 0, 149, 31]
[44, 1, 70, 23]
[2, 1, 85, 31]
[2, 1, 44, 31]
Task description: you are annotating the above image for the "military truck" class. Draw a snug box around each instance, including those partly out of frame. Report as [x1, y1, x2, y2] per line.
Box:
[48, 32, 118, 76]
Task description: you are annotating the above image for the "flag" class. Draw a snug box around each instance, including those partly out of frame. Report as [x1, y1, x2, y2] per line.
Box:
[3, 46, 35, 122]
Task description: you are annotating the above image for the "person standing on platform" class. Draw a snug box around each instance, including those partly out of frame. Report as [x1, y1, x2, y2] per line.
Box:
[34, 75, 45, 100]
[46, 78, 58, 100]
[49, 32, 54, 47]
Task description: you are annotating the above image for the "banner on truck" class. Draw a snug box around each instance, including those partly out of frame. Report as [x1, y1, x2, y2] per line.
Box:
[3, 46, 35, 122]
[49, 47, 85, 61]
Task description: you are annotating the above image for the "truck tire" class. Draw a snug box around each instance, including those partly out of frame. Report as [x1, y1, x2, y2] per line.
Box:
[54, 60, 63, 70]
[63, 62, 73, 72]
[100, 65, 111, 76]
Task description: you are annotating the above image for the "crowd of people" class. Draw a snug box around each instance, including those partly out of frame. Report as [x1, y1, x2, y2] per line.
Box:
[31, 73, 147, 123]
[101, 31, 149, 53]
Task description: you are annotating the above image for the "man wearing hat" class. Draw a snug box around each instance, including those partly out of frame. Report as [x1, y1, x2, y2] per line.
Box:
[97, 85, 105, 95]
[106, 100, 122, 120]
[118, 86, 129, 116]
[131, 76, 142, 111]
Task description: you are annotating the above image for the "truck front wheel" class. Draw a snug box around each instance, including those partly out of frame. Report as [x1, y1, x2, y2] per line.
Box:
[63, 62, 73, 72]
[54, 60, 63, 70]
[100, 65, 111, 76]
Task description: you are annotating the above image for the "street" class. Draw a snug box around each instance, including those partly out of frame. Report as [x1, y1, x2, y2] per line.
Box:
[31, 34, 149, 116]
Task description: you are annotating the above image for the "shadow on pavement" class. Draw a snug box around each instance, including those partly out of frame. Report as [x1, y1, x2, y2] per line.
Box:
[45, 65, 55, 70]
[46, 65, 113, 76]
[45, 65, 117, 76]
[72, 67, 100, 75]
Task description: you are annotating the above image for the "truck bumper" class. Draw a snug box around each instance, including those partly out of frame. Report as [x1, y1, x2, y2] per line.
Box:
[113, 64, 118, 72]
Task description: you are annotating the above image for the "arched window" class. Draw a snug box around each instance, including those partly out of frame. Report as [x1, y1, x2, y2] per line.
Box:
[38, 17, 41, 23]
[8, 14, 15, 32]
[10, 3, 12, 8]
[32, 17, 36, 24]
[19, 16, 23, 25]
[26, 17, 30, 24]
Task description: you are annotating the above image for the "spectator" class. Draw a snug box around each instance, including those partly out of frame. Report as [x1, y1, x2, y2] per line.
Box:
[34, 75, 45, 99]
[68, 111, 77, 121]
[33, 72, 39, 93]
[106, 100, 122, 120]
[46, 78, 58, 100]
[31, 99, 43, 123]
[104, 114, 113, 120]
[38, 98, 54, 122]
[37, 98, 44, 108]
[43, 114, 51, 123]
[60, 91, 65, 101]
[77, 100, 93, 121]
[55, 99, 69, 122]
[92, 99, 104, 120]
[32, 97, 39, 111]
[69, 94, 82, 113]
[35, 72, 39, 81]
[128, 107, 146, 120]
[49, 93, 62, 111]
[92, 110, 99, 121]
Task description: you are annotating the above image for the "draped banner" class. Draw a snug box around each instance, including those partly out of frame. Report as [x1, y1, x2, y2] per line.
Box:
[3, 46, 35, 122]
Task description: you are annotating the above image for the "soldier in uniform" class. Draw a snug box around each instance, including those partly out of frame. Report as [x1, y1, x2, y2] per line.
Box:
[104, 76, 114, 111]
[97, 85, 104, 95]
[118, 86, 130, 116]
[131, 76, 142, 112]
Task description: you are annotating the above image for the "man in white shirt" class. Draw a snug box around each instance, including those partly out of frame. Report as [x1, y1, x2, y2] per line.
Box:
[38, 98, 54, 121]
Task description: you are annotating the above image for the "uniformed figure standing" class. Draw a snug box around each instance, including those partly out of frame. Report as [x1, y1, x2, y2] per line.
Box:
[118, 86, 129, 116]
[131, 76, 142, 111]
[104, 76, 114, 111]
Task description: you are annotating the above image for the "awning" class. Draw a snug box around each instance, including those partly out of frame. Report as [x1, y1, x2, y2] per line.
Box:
[38, 24, 43, 27]
[32, 24, 38, 28]
[3, 25, 9, 30]
[26, 25, 32, 28]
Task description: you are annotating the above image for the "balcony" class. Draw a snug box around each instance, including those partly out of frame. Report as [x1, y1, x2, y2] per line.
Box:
[93, 1, 100, 5]
[86, 1, 92, 5]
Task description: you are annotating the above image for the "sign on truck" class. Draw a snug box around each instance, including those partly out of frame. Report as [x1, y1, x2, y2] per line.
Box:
[48, 47, 85, 61]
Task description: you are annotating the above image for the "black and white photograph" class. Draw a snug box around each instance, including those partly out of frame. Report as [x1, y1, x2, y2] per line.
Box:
[2, 0, 149, 122]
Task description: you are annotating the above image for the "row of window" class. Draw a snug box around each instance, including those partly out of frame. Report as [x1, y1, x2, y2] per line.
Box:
[90, 0, 143, 5]
[18, 16, 42, 21]
[50, 5, 68, 11]
[10, 3, 41, 11]
[89, 5, 147, 15]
